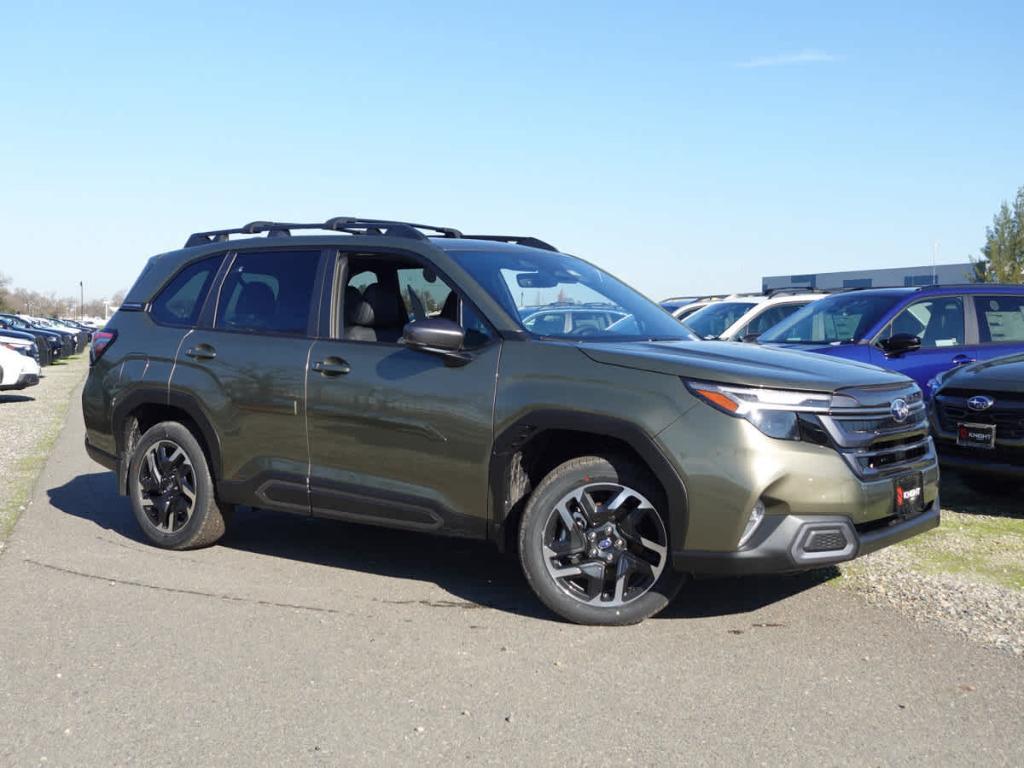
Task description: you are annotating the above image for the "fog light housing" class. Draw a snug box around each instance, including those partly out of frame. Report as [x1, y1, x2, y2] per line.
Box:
[738, 499, 766, 549]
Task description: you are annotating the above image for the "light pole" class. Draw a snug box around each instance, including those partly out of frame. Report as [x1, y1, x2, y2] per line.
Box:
[80, 281, 84, 322]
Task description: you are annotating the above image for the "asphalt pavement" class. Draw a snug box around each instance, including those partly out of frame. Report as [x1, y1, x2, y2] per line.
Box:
[1, 385, 1022, 766]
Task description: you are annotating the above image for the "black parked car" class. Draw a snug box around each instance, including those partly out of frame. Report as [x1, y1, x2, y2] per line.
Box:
[929, 352, 1024, 489]
[0, 315, 55, 365]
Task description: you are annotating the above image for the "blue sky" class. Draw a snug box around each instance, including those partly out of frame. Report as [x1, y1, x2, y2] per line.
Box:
[1, 1, 1021, 302]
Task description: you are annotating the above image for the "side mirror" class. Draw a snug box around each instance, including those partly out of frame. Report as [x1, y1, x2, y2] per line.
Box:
[740, 332, 761, 343]
[402, 318, 469, 362]
[878, 333, 921, 357]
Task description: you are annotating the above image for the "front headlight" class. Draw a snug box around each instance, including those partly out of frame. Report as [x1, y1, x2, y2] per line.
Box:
[683, 380, 832, 442]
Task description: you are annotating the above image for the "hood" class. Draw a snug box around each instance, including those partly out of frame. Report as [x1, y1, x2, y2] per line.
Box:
[579, 340, 910, 392]
[943, 354, 1024, 392]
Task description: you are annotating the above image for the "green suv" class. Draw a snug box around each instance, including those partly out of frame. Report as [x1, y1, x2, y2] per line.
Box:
[83, 218, 940, 624]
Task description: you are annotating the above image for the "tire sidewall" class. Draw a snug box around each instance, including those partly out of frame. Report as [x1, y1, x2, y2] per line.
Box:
[519, 455, 683, 625]
[128, 422, 215, 549]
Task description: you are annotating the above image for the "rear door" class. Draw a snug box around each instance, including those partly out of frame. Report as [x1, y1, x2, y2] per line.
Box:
[971, 293, 1024, 362]
[169, 248, 325, 513]
[305, 250, 500, 537]
[870, 294, 978, 390]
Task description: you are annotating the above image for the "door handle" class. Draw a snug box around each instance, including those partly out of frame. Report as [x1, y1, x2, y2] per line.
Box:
[313, 357, 351, 376]
[185, 344, 216, 360]
[951, 354, 975, 366]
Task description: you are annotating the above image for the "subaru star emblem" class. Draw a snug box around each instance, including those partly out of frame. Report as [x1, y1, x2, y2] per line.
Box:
[890, 398, 910, 423]
[967, 395, 995, 411]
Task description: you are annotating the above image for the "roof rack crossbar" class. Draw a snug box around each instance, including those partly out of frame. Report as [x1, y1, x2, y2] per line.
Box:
[184, 217, 464, 248]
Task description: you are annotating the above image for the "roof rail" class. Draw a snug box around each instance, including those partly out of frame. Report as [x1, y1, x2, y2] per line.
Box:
[184, 217, 464, 249]
[461, 235, 558, 252]
[913, 281, 1019, 290]
[764, 287, 833, 297]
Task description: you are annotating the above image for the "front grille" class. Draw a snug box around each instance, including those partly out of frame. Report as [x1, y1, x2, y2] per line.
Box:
[819, 384, 936, 479]
[934, 390, 1024, 441]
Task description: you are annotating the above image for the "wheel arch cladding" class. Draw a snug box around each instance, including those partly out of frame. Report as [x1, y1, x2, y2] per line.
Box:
[112, 388, 222, 494]
[488, 410, 689, 554]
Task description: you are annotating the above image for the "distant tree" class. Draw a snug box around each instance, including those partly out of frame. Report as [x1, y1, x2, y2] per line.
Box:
[973, 186, 1024, 283]
[0, 272, 10, 312]
[111, 289, 127, 306]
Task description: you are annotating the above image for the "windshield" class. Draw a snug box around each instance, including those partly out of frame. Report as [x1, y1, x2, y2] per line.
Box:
[682, 301, 758, 339]
[759, 293, 899, 344]
[448, 249, 694, 341]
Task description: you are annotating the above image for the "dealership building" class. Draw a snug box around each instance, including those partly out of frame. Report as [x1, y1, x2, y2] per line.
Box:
[762, 262, 975, 292]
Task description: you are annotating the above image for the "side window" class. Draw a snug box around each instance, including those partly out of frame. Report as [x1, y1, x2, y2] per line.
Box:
[398, 266, 452, 319]
[216, 250, 319, 335]
[348, 270, 378, 293]
[395, 266, 493, 348]
[881, 297, 965, 348]
[747, 304, 803, 335]
[975, 295, 1024, 343]
[150, 256, 222, 327]
[524, 312, 566, 335]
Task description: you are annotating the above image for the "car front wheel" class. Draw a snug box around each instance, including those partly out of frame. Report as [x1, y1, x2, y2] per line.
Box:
[518, 455, 684, 625]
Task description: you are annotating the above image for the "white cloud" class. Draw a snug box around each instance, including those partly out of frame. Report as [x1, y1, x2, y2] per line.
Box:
[737, 50, 840, 69]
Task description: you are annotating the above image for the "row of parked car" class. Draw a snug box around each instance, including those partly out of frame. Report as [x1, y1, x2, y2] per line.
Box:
[0, 314, 97, 391]
[659, 283, 1024, 486]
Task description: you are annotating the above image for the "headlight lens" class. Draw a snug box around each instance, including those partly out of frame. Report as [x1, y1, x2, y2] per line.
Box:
[684, 380, 831, 442]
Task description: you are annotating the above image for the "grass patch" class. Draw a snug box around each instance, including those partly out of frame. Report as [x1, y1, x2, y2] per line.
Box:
[898, 510, 1024, 590]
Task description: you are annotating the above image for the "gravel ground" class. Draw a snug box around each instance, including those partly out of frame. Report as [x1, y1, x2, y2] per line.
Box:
[840, 476, 1024, 656]
[0, 355, 88, 542]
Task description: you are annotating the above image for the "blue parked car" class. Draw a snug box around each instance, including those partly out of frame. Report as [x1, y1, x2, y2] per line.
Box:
[758, 284, 1024, 394]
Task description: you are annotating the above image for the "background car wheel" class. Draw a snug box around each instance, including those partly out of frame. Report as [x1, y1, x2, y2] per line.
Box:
[127, 421, 231, 550]
[518, 454, 684, 625]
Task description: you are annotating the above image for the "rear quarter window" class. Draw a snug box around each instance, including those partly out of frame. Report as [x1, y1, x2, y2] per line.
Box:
[150, 256, 223, 327]
[975, 295, 1024, 343]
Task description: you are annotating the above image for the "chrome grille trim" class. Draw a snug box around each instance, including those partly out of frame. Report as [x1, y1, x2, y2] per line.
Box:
[821, 383, 936, 479]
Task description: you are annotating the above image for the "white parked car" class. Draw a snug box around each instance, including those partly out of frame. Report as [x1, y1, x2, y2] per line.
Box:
[0, 344, 41, 391]
[683, 293, 826, 341]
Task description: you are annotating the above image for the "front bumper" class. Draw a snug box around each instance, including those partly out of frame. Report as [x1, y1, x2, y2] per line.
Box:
[934, 439, 1023, 480]
[0, 372, 39, 390]
[656, 403, 940, 575]
[673, 498, 940, 575]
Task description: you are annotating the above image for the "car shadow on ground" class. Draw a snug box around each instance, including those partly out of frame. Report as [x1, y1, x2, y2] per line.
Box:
[0, 394, 35, 404]
[939, 470, 1023, 519]
[49, 471, 832, 622]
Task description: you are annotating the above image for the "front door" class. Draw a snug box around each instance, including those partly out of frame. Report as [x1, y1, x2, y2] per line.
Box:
[305, 252, 500, 537]
[871, 295, 977, 391]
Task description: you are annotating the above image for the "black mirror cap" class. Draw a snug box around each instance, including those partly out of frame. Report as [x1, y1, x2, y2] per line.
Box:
[402, 318, 466, 354]
[879, 332, 922, 356]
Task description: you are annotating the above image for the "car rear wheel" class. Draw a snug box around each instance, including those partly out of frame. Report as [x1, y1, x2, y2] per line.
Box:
[127, 421, 231, 550]
[518, 455, 684, 625]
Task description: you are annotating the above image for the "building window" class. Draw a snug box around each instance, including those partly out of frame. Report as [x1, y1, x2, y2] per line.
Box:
[842, 278, 872, 289]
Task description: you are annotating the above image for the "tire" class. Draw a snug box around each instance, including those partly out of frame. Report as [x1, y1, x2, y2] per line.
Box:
[127, 421, 231, 550]
[518, 455, 684, 625]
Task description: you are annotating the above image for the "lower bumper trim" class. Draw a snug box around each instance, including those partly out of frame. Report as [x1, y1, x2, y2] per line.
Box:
[672, 500, 940, 576]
